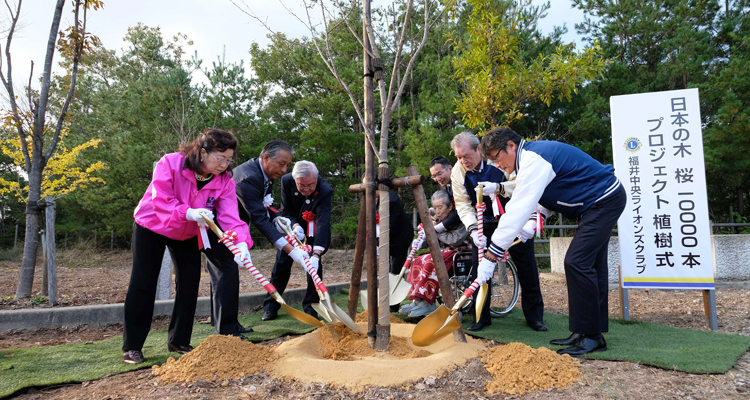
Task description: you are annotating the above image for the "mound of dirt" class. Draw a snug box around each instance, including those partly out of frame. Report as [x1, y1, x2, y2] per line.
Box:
[151, 335, 277, 383]
[354, 309, 406, 324]
[271, 322, 488, 391]
[483, 342, 581, 395]
[319, 322, 430, 361]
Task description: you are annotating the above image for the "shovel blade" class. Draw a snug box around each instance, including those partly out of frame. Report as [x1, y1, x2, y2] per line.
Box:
[312, 302, 333, 323]
[329, 301, 358, 332]
[360, 289, 368, 311]
[475, 283, 488, 323]
[388, 273, 411, 305]
[279, 303, 325, 327]
[411, 305, 461, 347]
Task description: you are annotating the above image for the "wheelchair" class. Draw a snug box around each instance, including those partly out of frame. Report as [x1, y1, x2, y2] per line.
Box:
[436, 248, 520, 317]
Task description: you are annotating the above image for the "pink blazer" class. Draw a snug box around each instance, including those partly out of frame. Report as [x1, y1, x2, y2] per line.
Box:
[134, 153, 252, 247]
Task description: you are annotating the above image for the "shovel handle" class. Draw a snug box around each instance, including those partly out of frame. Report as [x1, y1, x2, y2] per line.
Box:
[199, 212, 277, 294]
[275, 216, 328, 294]
[463, 238, 522, 299]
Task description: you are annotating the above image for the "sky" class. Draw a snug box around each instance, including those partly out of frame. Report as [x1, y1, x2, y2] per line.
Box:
[1, 0, 585, 94]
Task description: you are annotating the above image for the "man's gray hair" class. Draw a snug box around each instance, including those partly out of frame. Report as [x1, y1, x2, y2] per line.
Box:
[260, 140, 294, 160]
[292, 160, 319, 179]
[450, 131, 480, 152]
[431, 190, 452, 207]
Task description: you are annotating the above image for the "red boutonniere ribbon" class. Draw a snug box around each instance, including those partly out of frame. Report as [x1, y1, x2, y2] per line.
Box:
[302, 211, 316, 237]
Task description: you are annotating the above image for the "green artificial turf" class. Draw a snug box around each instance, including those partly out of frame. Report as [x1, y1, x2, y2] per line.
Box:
[462, 310, 750, 374]
[0, 297, 324, 398]
[3, 292, 749, 397]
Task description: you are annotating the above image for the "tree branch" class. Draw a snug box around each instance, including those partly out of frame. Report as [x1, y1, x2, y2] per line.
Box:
[46, 0, 82, 162]
[1, 0, 32, 172]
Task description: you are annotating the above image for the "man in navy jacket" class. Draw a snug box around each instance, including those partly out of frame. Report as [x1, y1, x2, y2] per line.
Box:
[262, 161, 333, 319]
[450, 132, 546, 333]
[233, 141, 314, 320]
[479, 127, 626, 355]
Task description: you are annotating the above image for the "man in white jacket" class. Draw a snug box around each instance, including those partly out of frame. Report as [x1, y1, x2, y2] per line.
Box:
[478, 128, 625, 356]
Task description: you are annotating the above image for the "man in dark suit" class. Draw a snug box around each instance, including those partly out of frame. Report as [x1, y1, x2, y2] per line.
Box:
[233, 141, 313, 319]
[261, 160, 332, 319]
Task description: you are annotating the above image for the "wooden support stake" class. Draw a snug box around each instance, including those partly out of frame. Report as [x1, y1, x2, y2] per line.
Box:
[44, 196, 57, 306]
[407, 165, 467, 343]
[347, 194, 367, 319]
[348, 175, 424, 193]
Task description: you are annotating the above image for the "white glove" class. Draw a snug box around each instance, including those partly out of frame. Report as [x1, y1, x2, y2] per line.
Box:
[477, 258, 496, 283]
[310, 255, 320, 273]
[434, 222, 447, 233]
[274, 216, 291, 234]
[293, 224, 306, 241]
[518, 220, 536, 243]
[470, 230, 487, 248]
[186, 208, 214, 227]
[478, 181, 498, 197]
[263, 194, 273, 208]
[289, 247, 310, 266]
[234, 242, 251, 265]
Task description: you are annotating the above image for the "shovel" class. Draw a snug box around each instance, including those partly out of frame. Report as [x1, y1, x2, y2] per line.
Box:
[199, 212, 324, 328]
[274, 217, 358, 332]
[360, 228, 425, 310]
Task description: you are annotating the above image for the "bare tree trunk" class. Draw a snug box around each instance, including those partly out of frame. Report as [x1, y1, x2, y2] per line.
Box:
[16, 163, 43, 298]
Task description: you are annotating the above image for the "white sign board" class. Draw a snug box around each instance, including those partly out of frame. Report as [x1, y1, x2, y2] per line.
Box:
[610, 88, 714, 290]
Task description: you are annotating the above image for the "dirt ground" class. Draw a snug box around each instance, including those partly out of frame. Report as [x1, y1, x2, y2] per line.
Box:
[3, 248, 750, 398]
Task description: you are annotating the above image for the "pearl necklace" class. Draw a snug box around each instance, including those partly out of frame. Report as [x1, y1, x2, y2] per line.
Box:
[195, 172, 213, 182]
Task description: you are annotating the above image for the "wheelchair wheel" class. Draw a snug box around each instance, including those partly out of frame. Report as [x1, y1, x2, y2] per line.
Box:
[489, 259, 520, 317]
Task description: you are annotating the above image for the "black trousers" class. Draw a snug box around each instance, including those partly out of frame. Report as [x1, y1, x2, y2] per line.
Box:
[263, 243, 322, 316]
[390, 227, 414, 275]
[470, 221, 545, 325]
[123, 223, 241, 352]
[564, 185, 626, 335]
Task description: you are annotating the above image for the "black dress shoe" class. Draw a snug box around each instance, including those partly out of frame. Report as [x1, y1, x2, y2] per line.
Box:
[237, 324, 254, 334]
[390, 304, 400, 313]
[467, 321, 492, 332]
[557, 335, 607, 356]
[261, 310, 278, 321]
[306, 310, 319, 319]
[231, 332, 250, 341]
[528, 321, 548, 332]
[550, 333, 583, 346]
[167, 343, 194, 354]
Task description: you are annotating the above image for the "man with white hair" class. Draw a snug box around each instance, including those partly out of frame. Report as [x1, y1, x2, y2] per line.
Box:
[260, 160, 333, 320]
[450, 131, 546, 332]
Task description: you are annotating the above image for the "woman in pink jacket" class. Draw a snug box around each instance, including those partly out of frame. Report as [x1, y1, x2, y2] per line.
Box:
[122, 129, 253, 364]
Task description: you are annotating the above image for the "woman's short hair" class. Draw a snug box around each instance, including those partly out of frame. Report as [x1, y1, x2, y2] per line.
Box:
[292, 160, 319, 179]
[180, 129, 237, 174]
[431, 190, 453, 208]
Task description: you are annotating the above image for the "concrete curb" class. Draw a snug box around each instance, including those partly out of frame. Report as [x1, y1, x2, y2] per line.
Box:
[0, 281, 366, 333]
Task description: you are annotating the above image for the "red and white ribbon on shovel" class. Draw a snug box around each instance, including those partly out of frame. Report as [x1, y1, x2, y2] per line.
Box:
[402, 224, 426, 270]
[218, 230, 275, 294]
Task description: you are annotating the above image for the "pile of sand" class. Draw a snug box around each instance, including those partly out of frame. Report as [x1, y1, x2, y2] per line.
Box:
[152, 335, 277, 383]
[270, 322, 488, 391]
[319, 322, 430, 361]
[482, 342, 581, 395]
[354, 309, 406, 324]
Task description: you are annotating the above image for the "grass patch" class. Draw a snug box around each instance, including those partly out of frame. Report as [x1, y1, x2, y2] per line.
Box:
[463, 310, 750, 374]
[0, 296, 328, 398]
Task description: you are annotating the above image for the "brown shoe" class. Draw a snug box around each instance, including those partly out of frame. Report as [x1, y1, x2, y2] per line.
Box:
[123, 350, 144, 364]
[167, 343, 194, 354]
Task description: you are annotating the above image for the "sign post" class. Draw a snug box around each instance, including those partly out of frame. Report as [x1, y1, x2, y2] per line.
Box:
[610, 88, 717, 330]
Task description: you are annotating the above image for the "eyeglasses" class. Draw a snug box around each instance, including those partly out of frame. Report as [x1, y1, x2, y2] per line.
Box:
[430, 169, 446, 180]
[488, 148, 503, 161]
[210, 153, 234, 167]
[297, 182, 317, 191]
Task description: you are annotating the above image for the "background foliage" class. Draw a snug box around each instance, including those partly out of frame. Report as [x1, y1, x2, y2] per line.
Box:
[1, 0, 748, 249]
